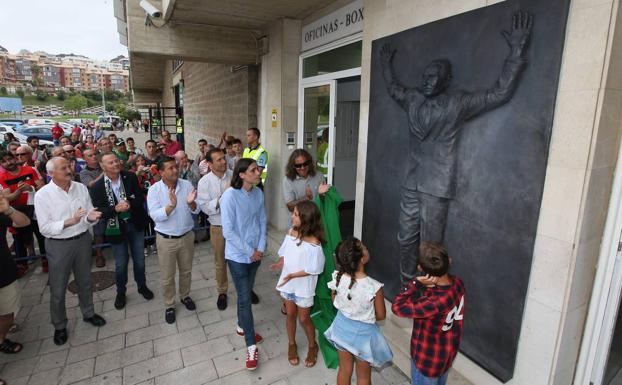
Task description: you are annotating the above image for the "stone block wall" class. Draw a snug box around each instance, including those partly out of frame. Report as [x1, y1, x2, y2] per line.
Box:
[161, 60, 258, 161]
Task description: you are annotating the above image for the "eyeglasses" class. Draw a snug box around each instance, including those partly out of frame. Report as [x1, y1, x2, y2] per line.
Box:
[16, 153, 29, 156]
[294, 161, 310, 169]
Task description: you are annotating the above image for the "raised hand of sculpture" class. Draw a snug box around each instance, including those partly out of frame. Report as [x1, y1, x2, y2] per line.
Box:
[380, 11, 533, 285]
[502, 11, 533, 59]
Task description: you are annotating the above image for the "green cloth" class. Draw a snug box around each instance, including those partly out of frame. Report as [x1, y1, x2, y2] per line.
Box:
[311, 187, 343, 369]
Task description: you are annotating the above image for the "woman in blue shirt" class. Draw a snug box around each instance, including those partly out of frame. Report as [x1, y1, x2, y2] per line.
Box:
[220, 158, 267, 371]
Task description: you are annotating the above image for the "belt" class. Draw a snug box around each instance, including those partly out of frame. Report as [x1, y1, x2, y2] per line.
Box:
[49, 231, 87, 241]
[156, 231, 189, 239]
[211, 225, 222, 227]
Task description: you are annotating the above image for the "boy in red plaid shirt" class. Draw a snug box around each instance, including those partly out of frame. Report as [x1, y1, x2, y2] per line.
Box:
[392, 241, 465, 385]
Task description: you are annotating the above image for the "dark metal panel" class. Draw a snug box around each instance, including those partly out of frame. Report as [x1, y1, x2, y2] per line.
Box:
[363, 0, 570, 381]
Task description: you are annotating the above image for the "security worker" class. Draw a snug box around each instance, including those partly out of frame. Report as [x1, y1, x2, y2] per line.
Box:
[242, 127, 268, 190]
[175, 113, 184, 149]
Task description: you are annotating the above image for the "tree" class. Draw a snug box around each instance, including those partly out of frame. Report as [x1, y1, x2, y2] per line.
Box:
[0, 87, 7, 95]
[35, 91, 48, 101]
[64, 94, 87, 116]
[56, 89, 67, 101]
[30, 64, 43, 87]
[16, 89, 25, 99]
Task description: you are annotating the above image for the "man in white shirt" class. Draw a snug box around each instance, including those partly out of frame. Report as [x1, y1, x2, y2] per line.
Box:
[147, 156, 200, 324]
[197, 148, 232, 310]
[34, 157, 105, 346]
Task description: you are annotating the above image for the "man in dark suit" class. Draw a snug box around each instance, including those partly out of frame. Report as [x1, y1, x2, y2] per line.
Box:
[90, 153, 154, 309]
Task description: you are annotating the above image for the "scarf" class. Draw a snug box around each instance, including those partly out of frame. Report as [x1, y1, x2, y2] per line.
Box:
[104, 177, 131, 236]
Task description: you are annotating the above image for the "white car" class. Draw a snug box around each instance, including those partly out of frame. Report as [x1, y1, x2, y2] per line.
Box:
[0, 124, 17, 136]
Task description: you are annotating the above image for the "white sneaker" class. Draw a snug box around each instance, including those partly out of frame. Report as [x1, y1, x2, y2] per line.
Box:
[246, 344, 258, 370]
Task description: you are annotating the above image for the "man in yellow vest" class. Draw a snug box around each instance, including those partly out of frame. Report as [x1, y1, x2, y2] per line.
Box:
[242, 127, 268, 190]
[175, 113, 184, 149]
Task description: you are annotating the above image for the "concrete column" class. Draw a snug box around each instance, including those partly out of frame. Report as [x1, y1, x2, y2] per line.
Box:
[260, 18, 301, 231]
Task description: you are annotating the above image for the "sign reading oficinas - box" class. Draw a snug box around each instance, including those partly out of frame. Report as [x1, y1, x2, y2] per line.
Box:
[301, 0, 364, 52]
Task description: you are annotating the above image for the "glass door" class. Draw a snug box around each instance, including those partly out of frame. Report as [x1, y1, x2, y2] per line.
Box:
[299, 81, 336, 184]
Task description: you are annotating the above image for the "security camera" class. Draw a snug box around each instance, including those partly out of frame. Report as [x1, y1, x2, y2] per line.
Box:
[140, 0, 162, 18]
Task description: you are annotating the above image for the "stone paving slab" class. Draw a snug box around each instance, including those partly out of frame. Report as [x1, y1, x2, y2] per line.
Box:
[0, 235, 473, 385]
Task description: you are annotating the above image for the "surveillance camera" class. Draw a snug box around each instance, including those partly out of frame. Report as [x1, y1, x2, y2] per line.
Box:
[140, 0, 162, 18]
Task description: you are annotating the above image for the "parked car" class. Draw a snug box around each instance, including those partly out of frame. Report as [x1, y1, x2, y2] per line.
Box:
[15, 126, 54, 142]
[58, 122, 75, 135]
[27, 118, 55, 125]
[0, 121, 24, 130]
[0, 124, 17, 135]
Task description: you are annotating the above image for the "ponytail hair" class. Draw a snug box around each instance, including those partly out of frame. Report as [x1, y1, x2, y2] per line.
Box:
[334, 236, 364, 300]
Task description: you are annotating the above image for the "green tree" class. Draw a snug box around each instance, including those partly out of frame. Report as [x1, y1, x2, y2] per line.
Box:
[56, 90, 67, 101]
[64, 94, 88, 116]
[30, 64, 43, 86]
[106, 102, 117, 112]
[35, 90, 48, 101]
[0, 87, 7, 95]
[16, 89, 25, 99]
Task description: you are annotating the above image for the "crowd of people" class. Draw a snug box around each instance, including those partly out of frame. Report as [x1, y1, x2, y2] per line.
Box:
[0, 124, 465, 385]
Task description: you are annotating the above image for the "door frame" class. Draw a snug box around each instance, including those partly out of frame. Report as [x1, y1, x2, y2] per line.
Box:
[297, 34, 362, 184]
[575, 136, 622, 385]
[297, 80, 337, 184]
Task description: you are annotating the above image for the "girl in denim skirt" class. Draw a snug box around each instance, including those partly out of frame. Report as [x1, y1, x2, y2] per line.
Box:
[325, 236, 393, 385]
[272, 200, 325, 367]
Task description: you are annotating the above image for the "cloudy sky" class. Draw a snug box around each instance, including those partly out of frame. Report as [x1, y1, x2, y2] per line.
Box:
[0, 0, 127, 61]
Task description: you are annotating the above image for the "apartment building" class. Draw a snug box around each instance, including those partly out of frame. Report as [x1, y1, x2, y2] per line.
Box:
[0, 50, 129, 92]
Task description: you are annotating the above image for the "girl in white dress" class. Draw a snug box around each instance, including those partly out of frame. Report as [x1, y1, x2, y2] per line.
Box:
[272, 200, 325, 367]
[325, 236, 393, 385]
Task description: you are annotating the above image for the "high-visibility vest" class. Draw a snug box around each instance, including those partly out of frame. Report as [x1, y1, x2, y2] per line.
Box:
[176, 118, 183, 134]
[243, 144, 269, 184]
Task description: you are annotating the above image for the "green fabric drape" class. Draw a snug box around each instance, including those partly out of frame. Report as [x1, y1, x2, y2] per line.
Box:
[311, 187, 343, 369]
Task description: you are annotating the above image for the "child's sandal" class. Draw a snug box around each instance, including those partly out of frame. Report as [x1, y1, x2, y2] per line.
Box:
[304, 344, 319, 368]
[288, 343, 299, 366]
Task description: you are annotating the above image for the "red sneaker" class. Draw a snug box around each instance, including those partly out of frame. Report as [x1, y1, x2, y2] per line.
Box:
[236, 326, 263, 344]
[246, 344, 258, 371]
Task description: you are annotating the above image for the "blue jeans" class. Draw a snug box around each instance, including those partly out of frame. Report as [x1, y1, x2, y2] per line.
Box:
[227, 259, 260, 347]
[411, 361, 448, 385]
[111, 222, 146, 294]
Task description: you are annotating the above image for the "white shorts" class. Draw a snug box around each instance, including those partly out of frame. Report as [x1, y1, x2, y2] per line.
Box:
[280, 291, 314, 308]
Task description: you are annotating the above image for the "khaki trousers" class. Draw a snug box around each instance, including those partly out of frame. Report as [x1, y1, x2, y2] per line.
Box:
[210, 225, 228, 294]
[156, 232, 195, 307]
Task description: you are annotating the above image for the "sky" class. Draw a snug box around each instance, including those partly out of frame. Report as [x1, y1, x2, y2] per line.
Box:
[0, 0, 128, 61]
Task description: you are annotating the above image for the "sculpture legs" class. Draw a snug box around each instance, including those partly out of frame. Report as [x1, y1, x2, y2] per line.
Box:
[397, 190, 449, 286]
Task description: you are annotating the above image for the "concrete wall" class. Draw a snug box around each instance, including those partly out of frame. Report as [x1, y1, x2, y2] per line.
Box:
[355, 1, 622, 384]
[160, 60, 258, 161]
[260, 18, 302, 231]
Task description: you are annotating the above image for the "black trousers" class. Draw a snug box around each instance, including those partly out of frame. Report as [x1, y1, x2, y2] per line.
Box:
[397, 190, 449, 285]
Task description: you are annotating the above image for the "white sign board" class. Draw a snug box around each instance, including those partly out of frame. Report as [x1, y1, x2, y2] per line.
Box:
[301, 0, 364, 52]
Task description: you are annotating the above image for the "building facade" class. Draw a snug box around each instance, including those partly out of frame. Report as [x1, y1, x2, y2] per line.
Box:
[116, 1, 622, 384]
[0, 51, 130, 92]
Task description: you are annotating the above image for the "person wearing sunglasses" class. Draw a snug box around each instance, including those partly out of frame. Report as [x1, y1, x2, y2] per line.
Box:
[283, 149, 329, 214]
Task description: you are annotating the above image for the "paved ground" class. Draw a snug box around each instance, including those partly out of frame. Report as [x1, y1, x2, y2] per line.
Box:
[1, 233, 415, 385]
[0, 132, 473, 384]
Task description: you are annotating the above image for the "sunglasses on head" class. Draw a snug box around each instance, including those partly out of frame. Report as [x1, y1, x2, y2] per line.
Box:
[294, 161, 310, 169]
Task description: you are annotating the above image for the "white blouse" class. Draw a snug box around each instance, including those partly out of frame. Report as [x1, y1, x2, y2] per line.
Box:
[275, 234, 325, 298]
[327, 271, 384, 324]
